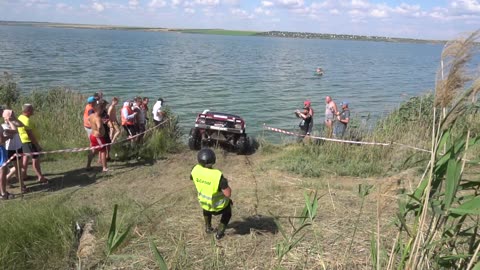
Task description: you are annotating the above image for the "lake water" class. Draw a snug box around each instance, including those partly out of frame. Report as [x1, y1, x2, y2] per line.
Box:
[0, 25, 443, 137]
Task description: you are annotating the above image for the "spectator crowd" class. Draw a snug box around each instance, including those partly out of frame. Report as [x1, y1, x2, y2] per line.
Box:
[295, 95, 350, 140]
[0, 91, 166, 199]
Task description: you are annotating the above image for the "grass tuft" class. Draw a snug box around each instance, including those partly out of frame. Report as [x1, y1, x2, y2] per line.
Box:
[0, 195, 94, 270]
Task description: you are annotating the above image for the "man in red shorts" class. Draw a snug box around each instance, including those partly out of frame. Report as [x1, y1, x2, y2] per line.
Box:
[86, 101, 108, 172]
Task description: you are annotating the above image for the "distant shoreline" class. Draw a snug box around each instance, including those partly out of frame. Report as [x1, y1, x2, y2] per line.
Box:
[0, 20, 445, 44]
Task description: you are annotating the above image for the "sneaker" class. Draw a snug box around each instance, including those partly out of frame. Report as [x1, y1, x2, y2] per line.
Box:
[205, 227, 214, 234]
[1, 192, 15, 200]
[215, 230, 225, 240]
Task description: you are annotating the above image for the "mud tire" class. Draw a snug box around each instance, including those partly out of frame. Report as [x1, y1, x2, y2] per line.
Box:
[188, 128, 201, 150]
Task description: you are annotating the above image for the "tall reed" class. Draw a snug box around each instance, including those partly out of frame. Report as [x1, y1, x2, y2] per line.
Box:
[387, 30, 480, 270]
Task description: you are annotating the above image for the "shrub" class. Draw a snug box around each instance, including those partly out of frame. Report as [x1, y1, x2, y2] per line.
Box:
[0, 195, 94, 270]
[6, 88, 182, 160]
[0, 72, 20, 107]
[17, 88, 86, 151]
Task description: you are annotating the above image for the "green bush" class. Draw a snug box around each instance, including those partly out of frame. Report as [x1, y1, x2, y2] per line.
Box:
[17, 88, 86, 151]
[112, 107, 183, 161]
[0, 195, 94, 270]
[6, 88, 182, 160]
[374, 93, 434, 144]
[0, 72, 20, 107]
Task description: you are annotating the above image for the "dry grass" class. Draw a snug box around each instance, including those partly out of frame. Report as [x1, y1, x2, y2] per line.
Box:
[435, 30, 479, 108]
[3, 148, 421, 269]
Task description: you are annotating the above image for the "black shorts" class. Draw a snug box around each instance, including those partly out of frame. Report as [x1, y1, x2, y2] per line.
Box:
[7, 148, 22, 160]
[22, 143, 40, 159]
[123, 125, 137, 137]
[203, 202, 232, 216]
[103, 124, 112, 143]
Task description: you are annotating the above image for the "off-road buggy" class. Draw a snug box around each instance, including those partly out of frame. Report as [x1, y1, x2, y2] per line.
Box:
[188, 110, 250, 153]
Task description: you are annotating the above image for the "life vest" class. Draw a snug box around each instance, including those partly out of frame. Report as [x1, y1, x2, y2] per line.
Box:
[83, 104, 93, 128]
[121, 106, 134, 126]
[191, 164, 229, 212]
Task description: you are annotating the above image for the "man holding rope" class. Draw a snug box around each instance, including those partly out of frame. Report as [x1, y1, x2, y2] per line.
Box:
[152, 98, 165, 127]
[334, 101, 350, 138]
[121, 100, 137, 138]
[2, 110, 26, 193]
[190, 149, 232, 240]
[295, 100, 314, 142]
[86, 101, 109, 172]
[18, 104, 48, 184]
[0, 107, 17, 199]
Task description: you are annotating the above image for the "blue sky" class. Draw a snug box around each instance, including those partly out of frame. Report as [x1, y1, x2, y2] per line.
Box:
[0, 0, 479, 39]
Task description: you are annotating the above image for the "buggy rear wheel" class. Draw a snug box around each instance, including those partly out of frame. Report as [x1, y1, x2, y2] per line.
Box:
[188, 128, 201, 150]
[236, 135, 250, 154]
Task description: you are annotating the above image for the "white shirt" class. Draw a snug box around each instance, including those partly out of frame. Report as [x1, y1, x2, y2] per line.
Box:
[152, 101, 163, 122]
[1, 123, 22, 151]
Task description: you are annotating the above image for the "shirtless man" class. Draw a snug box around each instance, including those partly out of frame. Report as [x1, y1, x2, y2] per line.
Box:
[86, 101, 108, 172]
[107, 97, 121, 143]
[325, 96, 338, 138]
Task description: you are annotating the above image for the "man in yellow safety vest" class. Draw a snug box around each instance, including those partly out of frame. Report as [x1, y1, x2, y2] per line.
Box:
[190, 148, 232, 240]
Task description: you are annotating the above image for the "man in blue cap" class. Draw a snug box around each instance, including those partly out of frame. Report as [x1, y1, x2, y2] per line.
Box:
[83, 96, 96, 137]
[334, 101, 350, 138]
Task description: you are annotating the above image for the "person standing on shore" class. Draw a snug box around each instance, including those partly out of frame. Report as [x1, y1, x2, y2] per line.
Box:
[86, 101, 108, 172]
[152, 98, 165, 127]
[325, 96, 338, 138]
[0, 107, 16, 199]
[2, 110, 26, 192]
[18, 104, 48, 184]
[0, 122, 12, 199]
[141, 97, 150, 125]
[134, 97, 146, 134]
[100, 99, 112, 161]
[295, 100, 314, 140]
[107, 97, 121, 143]
[190, 149, 232, 240]
[83, 97, 96, 137]
[334, 102, 350, 138]
[121, 100, 137, 138]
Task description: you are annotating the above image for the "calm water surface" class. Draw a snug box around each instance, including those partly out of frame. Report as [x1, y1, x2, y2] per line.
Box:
[0, 26, 443, 137]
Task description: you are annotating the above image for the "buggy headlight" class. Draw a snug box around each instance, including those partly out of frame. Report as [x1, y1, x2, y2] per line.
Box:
[198, 119, 206, 124]
[234, 124, 242, 129]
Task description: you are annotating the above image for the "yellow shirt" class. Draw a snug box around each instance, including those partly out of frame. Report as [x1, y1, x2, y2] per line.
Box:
[18, 114, 40, 143]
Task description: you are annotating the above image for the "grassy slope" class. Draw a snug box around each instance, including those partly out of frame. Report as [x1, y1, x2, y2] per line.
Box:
[1, 146, 417, 269]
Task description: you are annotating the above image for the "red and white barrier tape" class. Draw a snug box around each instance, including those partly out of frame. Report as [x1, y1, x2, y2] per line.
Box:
[392, 142, 431, 153]
[0, 118, 170, 169]
[264, 124, 480, 163]
[0, 154, 17, 170]
[263, 124, 391, 146]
